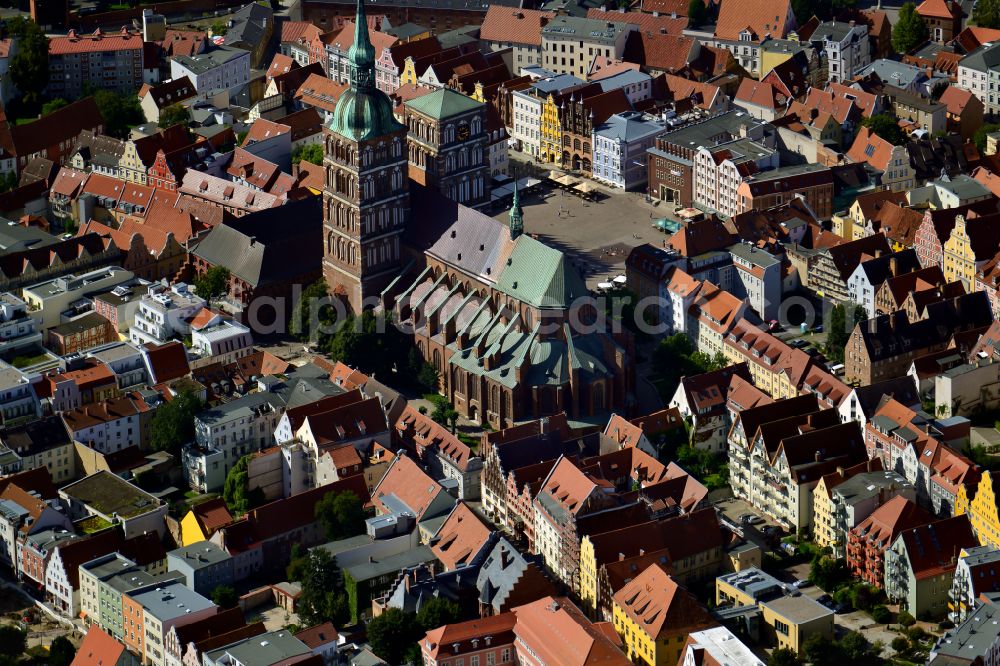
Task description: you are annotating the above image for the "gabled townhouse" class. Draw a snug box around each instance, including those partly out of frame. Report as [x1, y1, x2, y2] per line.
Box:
[124, 579, 218, 666]
[395, 405, 482, 500]
[958, 41, 1000, 117]
[812, 460, 914, 558]
[46, 529, 122, 616]
[685, 281, 748, 357]
[728, 398, 868, 532]
[60, 396, 153, 454]
[74, 627, 142, 666]
[480, 5, 554, 71]
[847, 248, 922, 318]
[957, 471, 1000, 551]
[867, 398, 981, 516]
[722, 319, 816, 400]
[847, 495, 934, 588]
[940, 86, 984, 140]
[846, 291, 994, 385]
[670, 363, 771, 453]
[612, 563, 716, 666]
[579, 507, 726, 621]
[846, 127, 915, 192]
[874, 265, 947, 318]
[885, 514, 978, 619]
[428, 501, 495, 572]
[805, 232, 891, 303]
[913, 200, 1000, 270]
[371, 454, 455, 535]
[709, 0, 796, 76]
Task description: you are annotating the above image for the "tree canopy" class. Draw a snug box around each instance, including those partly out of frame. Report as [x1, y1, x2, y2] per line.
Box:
[315, 490, 366, 541]
[90, 88, 145, 139]
[150, 390, 202, 456]
[0, 625, 25, 659]
[767, 648, 802, 666]
[7, 18, 49, 112]
[686, 0, 708, 27]
[47, 636, 76, 666]
[652, 333, 728, 401]
[367, 608, 423, 665]
[194, 266, 231, 300]
[292, 143, 324, 166]
[892, 3, 929, 54]
[288, 547, 350, 628]
[975, 0, 1000, 28]
[825, 302, 867, 363]
[862, 113, 906, 146]
[974, 123, 1000, 153]
[159, 103, 192, 129]
[223, 454, 266, 515]
[212, 585, 240, 609]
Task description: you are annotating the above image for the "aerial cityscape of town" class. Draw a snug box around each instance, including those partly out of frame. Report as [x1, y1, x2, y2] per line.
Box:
[5, 0, 1000, 663]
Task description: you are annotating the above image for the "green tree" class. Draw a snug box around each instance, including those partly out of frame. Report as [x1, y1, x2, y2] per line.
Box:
[974, 123, 1000, 153]
[41, 98, 68, 115]
[975, 0, 1000, 28]
[825, 302, 867, 363]
[862, 113, 906, 146]
[7, 18, 49, 112]
[90, 88, 145, 138]
[430, 395, 459, 433]
[897, 610, 916, 627]
[870, 604, 891, 623]
[315, 490, 366, 541]
[839, 631, 875, 663]
[891, 636, 909, 653]
[194, 266, 231, 300]
[210, 21, 229, 36]
[149, 390, 202, 456]
[159, 103, 192, 129]
[849, 583, 879, 612]
[686, 0, 708, 27]
[767, 647, 802, 666]
[292, 548, 350, 627]
[212, 585, 239, 609]
[0, 170, 18, 194]
[292, 143, 324, 166]
[290, 279, 333, 341]
[47, 636, 76, 666]
[366, 608, 422, 665]
[223, 454, 266, 515]
[0, 625, 26, 658]
[415, 597, 461, 630]
[417, 363, 439, 392]
[892, 3, 929, 54]
[803, 634, 837, 666]
[808, 555, 849, 590]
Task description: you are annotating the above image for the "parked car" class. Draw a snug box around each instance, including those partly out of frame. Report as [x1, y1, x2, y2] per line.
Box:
[793, 579, 812, 589]
[781, 542, 797, 555]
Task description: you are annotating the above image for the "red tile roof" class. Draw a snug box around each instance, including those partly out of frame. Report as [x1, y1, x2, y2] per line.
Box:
[513, 596, 630, 665]
[430, 502, 493, 570]
[714, 0, 793, 41]
[847, 127, 895, 171]
[480, 6, 555, 47]
[72, 627, 126, 666]
[143, 341, 190, 383]
[916, 0, 962, 19]
[899, 515, 977, 579]
[373, 454, 448, 521]
[588, 8, 688, 35]
[613, 563, 715, 640]
[191, 497, 234, 535]
[50, 28, 142, 55]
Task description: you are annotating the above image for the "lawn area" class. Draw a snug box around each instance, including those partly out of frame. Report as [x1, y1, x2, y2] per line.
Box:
[9, 352, 50, 369]
[77, 515, 113, 534]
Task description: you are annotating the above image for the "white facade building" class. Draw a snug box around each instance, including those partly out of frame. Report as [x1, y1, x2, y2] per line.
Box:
[170, 47, 250, 97]
[592, 112, 666, 190]
[810, 21, 870, 84]
[129, 283, 205, 347]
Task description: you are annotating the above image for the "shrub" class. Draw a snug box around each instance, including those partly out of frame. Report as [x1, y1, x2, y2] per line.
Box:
[898, 611, 916, 627]
[870, 605, 891, 624]
[891, 637, 909, 653]
[906, 626, 927, 643]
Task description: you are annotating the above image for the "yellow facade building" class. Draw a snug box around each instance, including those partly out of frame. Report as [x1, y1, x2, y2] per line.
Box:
[717, 568, 834, 655]
[540, 94, 561, 165]
[612, 564, 715, 666]
[942, 214, 978, 288]
[957, 471, 1000, 551]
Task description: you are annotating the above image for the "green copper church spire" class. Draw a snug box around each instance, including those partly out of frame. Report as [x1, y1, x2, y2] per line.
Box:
[328, 0, 404, 141]
[509, 176, 523, 240]
[348, 0, 376, 89]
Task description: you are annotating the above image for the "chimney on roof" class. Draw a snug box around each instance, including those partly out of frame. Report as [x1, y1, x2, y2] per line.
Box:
[618, 552, 625, 561]
[890, 256, 898, 277]
[500, 546, 511, 569]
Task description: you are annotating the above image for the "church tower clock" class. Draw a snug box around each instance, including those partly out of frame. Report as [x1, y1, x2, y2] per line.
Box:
[322, 0, 410, 312]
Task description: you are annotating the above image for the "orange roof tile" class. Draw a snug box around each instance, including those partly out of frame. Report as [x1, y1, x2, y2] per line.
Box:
[714, 0, 793, 41]
[430, 502, 493, 570]
[612, 564, 715, 640]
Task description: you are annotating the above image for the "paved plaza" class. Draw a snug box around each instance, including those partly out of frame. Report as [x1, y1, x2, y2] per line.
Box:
[492, 174, 673, 289]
